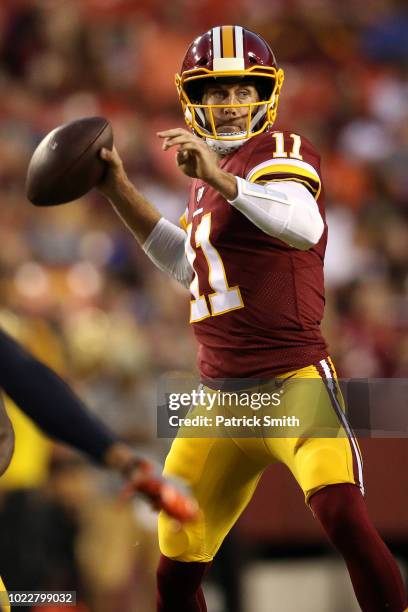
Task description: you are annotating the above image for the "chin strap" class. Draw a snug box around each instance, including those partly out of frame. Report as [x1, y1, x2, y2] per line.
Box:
[205, 135, 247, 154]
[250, 103, 268, 130]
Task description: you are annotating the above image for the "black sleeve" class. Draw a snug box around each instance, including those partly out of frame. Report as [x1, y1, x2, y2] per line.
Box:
[0, 328, 118, 464]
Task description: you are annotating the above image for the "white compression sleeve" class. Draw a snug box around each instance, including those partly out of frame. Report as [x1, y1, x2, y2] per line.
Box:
[228, 178, 324, 250]
[142, 217, 193, 289]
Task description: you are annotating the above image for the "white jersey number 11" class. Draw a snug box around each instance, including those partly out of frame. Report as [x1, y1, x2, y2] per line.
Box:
[186, 213, 244, 323]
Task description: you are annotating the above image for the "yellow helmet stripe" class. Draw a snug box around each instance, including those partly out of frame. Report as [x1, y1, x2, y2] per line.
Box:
[221, 25, 235, 57]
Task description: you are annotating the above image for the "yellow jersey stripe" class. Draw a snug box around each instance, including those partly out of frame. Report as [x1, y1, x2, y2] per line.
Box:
[221, 26, 234, 57]
[256, 177, 319, 195]
[248, 164, 321, 199]
[179, 212, 188, 231]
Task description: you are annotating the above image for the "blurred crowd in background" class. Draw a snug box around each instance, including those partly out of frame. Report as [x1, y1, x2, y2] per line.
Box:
[0, 0, 407, 610]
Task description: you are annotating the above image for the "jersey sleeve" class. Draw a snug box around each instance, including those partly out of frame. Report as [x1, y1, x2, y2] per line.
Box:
[244, 131, 322, 199]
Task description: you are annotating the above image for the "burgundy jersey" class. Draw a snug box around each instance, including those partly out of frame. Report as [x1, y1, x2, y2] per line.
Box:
[182, 130, 328, 379]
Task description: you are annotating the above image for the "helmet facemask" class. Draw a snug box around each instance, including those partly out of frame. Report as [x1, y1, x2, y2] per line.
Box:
[176, 67, 284, 153]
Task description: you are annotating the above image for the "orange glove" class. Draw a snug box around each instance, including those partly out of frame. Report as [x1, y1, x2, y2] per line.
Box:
[120, 458, 199, 523]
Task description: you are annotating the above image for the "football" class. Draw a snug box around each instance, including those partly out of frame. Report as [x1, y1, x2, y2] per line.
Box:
[26, 116, 113, 206]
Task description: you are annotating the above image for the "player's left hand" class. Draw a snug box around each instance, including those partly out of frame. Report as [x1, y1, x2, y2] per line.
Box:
[158, 128, 219, 181]
[120, 459, 199, 523]
[104, 442, 199, 522]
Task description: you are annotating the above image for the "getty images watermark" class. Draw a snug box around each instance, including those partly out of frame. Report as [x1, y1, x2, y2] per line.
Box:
[157, 377, 302, 438]
[167, 386, 299, 429]
[168, 386, 283, 410]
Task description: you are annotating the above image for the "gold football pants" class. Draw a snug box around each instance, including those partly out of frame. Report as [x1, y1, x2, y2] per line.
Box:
[159, 358, 363, 562]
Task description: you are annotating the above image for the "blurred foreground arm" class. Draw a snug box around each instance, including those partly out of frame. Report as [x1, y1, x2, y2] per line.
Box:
[0, 394, 14, 476]
[0, 328, 116, 464]
[0, 329, 198, 521]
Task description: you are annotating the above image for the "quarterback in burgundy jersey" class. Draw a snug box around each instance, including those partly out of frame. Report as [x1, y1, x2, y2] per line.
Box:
[185, 129, 328, 379]
[98, 24, 408, 612]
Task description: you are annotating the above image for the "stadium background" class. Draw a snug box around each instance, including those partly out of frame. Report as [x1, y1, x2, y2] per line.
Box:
[0, 0, 407, 610]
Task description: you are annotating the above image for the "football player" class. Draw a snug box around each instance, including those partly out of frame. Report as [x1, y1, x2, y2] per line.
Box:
[0, 327, 197, 522]
[98, 26, 408, 612]
[0, 330, 194, 612]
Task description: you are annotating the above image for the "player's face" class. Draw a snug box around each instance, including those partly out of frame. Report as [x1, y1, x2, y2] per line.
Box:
[202, 82, 260, 134]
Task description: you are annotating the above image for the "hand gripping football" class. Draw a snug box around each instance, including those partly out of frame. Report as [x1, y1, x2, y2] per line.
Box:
[26, 116, 113, 206]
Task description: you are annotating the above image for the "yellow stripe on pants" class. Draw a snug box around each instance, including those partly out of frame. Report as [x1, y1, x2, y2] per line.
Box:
[0, 576, 10, 612]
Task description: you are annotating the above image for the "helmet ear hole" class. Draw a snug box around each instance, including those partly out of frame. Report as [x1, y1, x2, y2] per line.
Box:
[185, 82, 204, 104]
[253, 78, 274, 101]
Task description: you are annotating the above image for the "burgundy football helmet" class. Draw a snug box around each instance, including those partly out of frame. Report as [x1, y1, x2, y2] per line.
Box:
[176, 26, 284, 151]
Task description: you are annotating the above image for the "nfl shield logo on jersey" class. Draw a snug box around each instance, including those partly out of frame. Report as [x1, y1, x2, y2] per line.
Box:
[196, 185, 205, 203]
